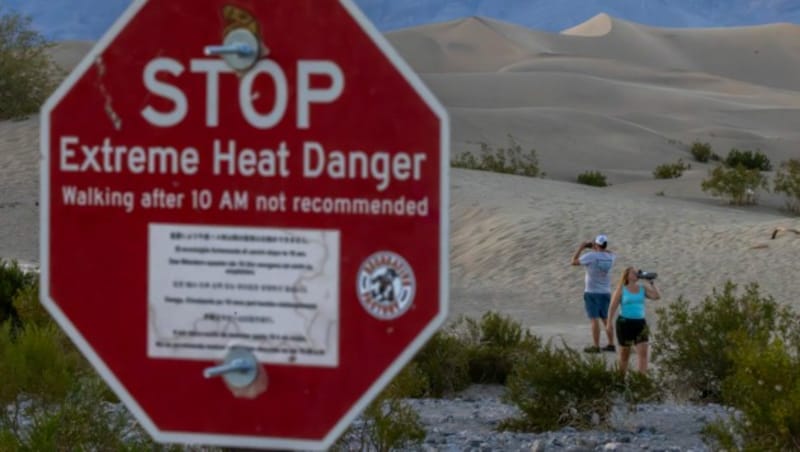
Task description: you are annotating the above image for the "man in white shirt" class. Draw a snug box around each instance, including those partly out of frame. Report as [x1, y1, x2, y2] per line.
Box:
[571, 234, 616, 353]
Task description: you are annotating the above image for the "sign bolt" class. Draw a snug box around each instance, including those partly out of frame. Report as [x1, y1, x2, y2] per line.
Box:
[203, 347, 259, 388]
[204, 27, 263, 71]
[204, 42, 256, 57]
[203, 358, 252, 377]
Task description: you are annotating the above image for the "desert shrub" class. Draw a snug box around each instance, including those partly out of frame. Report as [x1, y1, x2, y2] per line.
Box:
[0, 260, 35, 329]
[653, 281, 798, 402]
[773, 159, 800, 214]
[333, 373, 426, 452]
[407, 311, 543, 395]
[501, 341, 618, 431]
[620, 371, 665, 404]
[410, 329, 471, 397]
[576, 170, 608, 187]
[724, 148, 772, 171]
[10, 279, 51, 330]
[384, 361, 430, 399]
[339, 311, 545, 410]
[399, 311, 543, 398]
[0, 265, 163, 449]
[451, 135, 544, 177]
[459, 311, 542, 384]
[354, 397, 425, 452]
[702, 336, 800, 451]
[334, 311, 542, 450]
[653, 159, 691, 179]
[700, 164, 768, 205]
[0, 322, 81, 409]
[0, 375, 167, 452]
[0, 11, 61, 120]
[690, 141, 713, 162]
[0, 320, 163, 450]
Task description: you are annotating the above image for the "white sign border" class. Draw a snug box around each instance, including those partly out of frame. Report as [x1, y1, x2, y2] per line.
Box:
[39, 0, 450, 450]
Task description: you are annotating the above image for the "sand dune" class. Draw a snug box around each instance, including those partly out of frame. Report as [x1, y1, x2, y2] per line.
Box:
[0, 117, 39, 266]
[391, 14, 800, 90]
[449, 168, 797, 343]
[561, 12, 615, 37]
[48, 40, 94, 73]
[2, 14, 800, 353]
[387, 14, 800, 202]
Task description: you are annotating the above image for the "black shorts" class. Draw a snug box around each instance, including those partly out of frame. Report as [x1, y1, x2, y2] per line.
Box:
[615, 316, 649, 346]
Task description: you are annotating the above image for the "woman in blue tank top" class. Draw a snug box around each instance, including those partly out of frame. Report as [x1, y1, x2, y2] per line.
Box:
[605, 266, 661, 374]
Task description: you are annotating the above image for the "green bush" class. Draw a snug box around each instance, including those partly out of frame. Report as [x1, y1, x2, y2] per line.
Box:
[0, 322, 80, 408]
[703, 337, 800, 451]
[0, 375, 170, 452]
[10, 279, 50, 330]
[724, 148, 772, 171]
[383, 362, 430, 399]
[333, 311, 542, 450]
[0, 11, 61, 120]
[0, 320, 165, 451]
[333, 383, 425, 452]
[452, 135, 544, 177]
[618, 371, 665, 405]
[690, 141, 713, 163]
[653, 159, 691, 179]
[0, 260, 35, 330]
[701, 164, 768, 205]
[576, 170, 608, 187]
[0, 264, 166, 450]
[501, 341, 618, 431]
[408, 311, 544, 392]
[653, 282, 797, 402]
[411, 329, 471, 397]
[1, 375, 168, 452]
[459, 311, 541, 385]
[773, 159, 800, 214]
[332, 360, 432, 451]
[357, 397, 425, 452]
[405, 311, 542, 396]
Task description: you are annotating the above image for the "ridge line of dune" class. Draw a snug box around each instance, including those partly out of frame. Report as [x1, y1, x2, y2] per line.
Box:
[561, 13, 614, 37]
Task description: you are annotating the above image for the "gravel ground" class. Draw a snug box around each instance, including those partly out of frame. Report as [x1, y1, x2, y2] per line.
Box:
[6, 383, 732, 451]
[343, 385, 733, 452]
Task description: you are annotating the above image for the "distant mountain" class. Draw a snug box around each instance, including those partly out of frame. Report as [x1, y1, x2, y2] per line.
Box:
[3, 0, 800, 41]
[2, 0, 130, 41]
[358, 0, 800, 32]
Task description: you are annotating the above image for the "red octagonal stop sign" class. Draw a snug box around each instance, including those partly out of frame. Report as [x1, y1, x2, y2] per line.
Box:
[40, 0, 448, 449]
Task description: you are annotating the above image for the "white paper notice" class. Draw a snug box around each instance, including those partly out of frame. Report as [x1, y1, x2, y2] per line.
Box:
[147, 223, 340, 367]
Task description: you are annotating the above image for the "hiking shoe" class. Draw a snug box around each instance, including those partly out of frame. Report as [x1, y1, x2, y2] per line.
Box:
[583, 345, 601, 353]
[602, 345, 616, 352]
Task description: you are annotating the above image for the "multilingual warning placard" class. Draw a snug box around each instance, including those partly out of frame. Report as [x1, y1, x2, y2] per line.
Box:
[147, 223, 340, 366]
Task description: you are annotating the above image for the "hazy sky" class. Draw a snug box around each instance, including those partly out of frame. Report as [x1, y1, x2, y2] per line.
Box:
[3, 0, 800, 41]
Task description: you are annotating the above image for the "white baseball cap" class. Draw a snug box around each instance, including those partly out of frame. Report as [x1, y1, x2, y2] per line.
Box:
[594, 234, 608, 246]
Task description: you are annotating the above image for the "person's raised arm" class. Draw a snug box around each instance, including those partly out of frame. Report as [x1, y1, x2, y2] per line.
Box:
[571, 241, 592, 266]
[644, 280, 661, 300]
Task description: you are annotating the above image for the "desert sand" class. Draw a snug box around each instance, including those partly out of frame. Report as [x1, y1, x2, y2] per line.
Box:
[2, 15, 800, 354]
